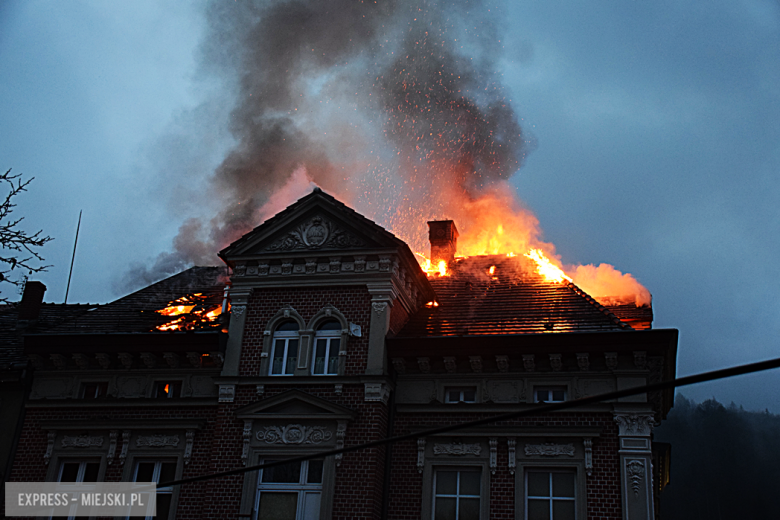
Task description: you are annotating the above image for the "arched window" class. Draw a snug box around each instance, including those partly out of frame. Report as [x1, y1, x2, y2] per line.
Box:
[270, 321, 299, 375]
[311, 320, 341, 375]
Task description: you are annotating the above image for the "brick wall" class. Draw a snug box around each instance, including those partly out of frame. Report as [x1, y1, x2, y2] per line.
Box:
[387, 411, 622, 520]
[239, 286, 372, 377]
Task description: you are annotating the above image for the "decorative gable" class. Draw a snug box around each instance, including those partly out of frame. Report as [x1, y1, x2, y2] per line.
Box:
[235, 389, 356, 421]
[265, 214, 366, 252]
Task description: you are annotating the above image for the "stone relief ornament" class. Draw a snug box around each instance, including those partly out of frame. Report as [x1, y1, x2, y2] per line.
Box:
[489, 438, 498, 475]
[626, 459, 645, 496]
[524, 443, 575, 457]
[549, 353, 563, 371]
[107, 430, 118, 465]
[417, 357, 431, 374]
[184, 430, 194, 465]
[136, 435, 180, 448]
[443, 357, 457, 374]
[119, 431, 130, 465]
[256, 424, 333, 445]
[417, 438, 426, 473]
[495, 355, 509, 373]
[242, 420, 252, 466]
[44, 431, 56, 465]
[469, 356, 483, 373]
[584, 438, 593, 477]
[605, 352, 618, 371]
[62, 435, 104, 449]
[433, 443, 482, 456]
[232, 305, 246, 317]
[576, 353, 590, 371]
[614, 413, 656, 437]
[372, 302, 388, 316]
[265, 216, 364, 251]
[507, 438, 517, 475]
[522, 354, 535, 372]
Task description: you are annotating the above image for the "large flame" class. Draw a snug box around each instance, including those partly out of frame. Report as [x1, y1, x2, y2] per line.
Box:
[154, 293, 227, 331]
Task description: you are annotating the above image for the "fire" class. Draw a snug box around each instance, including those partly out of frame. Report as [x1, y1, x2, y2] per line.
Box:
[524, 249, 572, 284]
[154, 293, 226, 331]
[488, 265, 496, 275]
[416, 253, 449, 277]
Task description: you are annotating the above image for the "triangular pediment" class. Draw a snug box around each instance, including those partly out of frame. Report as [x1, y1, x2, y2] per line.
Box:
[235, 389, 356, 420]
[220, 188, 406, 259]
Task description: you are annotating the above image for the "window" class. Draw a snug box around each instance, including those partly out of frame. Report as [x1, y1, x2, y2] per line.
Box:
[432, 468, 481, 520]
[154, 381, 182, 399]
[445, 387, 477, 404]
[525, 470, 576, 520]
[534, 386, 566, 403]
[53, 460, 100, 520]
[270, 321, 300, 375]
[130, 460, 177, 520]
[311, 320, 341, 375]
[255, 459, 323, 520]
[81, 382, 108, 399]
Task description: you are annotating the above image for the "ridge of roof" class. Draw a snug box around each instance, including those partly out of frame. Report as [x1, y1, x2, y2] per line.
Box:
[563, 280, 633, 330]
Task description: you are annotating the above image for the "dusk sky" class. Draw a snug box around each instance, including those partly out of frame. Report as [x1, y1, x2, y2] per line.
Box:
[2, 1, 779, 411]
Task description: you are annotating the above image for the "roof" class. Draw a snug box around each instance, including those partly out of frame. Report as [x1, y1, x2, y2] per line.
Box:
[39, 266, 228, 335]
[397, 255, 633, 338]
[0, 302, 98, 369]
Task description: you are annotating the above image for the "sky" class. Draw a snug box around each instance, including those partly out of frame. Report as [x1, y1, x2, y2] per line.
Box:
[1, 0, 779, 412]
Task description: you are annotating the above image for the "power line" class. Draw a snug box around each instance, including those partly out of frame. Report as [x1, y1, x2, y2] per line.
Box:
[159, 356, 780, 488]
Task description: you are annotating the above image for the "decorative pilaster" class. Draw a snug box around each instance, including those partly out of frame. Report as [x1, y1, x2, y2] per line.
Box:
[119, 431, 130, 465]
[221, 286, 253, 377]
[44, 431, 56, 465]
[489, 438, 498, 475]
[242, 420, 252, 466]
[614, 410, 655, 520]
[366, 283, 395, 375]
[507, 438, 516, 475]
[184, 430, 194, 465]
[107, 430, 118, 465]
[417, 438, 426, 473]
[335, 422, 347, 467]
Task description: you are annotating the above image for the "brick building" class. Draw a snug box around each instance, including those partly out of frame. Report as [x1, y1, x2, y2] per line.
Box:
[6, 188, 677, 520]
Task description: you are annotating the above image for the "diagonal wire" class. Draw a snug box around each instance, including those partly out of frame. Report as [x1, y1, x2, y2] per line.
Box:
[158, 356, 780, 488]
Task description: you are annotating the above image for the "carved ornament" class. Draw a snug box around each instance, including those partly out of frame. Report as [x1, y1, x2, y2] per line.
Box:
[614, 413, 656, 437]
[62, 435, 104, 449]
[524, 443, 575, 457]
[136, 435, 180, 448]
[265, 216, 364, 251]
[626, 459, 645, 496]
[256, 424, 333, 445]
[433, 442, 482, 456]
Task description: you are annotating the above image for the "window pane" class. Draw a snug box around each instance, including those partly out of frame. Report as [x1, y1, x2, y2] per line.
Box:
[528, 499, 551, 520]
[459, 471, 481, 496]
[552, 500, 575, 520]
[271, 339, 286, 374]
[536, 390, 548, 402]
[459, 497, 480, 520]
[552, 473, 575, 498]
[318, 320, 341, 331]
[302, 492, 321, 520]
[159, 462, 177, 485]
[83, 462, 100, 482]
[528, 472, 550, 497]
[277, 321, 299, 332]
[434, 497, 456, 520]
[156, 492, 173, 520]
[462, 389, 476, 402]
[307, 460, 324, 484]
[285, 340, 299, 374]
[262, 461, 302, 483]
[135, 462, 156, 483]
[60, 462, 81, 482]
[313, 340, 327, 375]
[552, 389, 565, 401]
[258, 492, 298, 520]
[436, 471, 457, 494]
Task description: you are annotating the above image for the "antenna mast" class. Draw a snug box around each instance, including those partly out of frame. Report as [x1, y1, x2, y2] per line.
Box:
[64, 210, 82, 304]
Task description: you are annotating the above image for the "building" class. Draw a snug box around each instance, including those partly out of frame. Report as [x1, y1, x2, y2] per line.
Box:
[5, 188, 677, 520]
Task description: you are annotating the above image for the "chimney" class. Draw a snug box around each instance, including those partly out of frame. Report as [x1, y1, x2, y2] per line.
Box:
[427, 220, 459, 264]
[18, 281, 47, 320]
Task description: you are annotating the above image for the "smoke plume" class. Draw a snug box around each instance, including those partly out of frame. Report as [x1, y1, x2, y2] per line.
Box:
[122, 0, 648, 306]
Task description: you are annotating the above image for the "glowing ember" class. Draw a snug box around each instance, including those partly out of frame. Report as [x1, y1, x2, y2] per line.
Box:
[154, 293, 226, 331]
[488, 265, 496, 275]
[425, 301, 439, 308]
[524, 249, 573, 284]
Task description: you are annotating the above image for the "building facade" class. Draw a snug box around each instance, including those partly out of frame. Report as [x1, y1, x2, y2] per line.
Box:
[6, 189, 677, 520]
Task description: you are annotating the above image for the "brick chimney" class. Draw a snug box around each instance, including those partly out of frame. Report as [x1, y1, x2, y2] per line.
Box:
[427, 220, 459, 264]
[18, 281, 46, 320]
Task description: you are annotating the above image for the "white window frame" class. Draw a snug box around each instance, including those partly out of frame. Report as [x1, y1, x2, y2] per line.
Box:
[52, 460, 101, 520]
[269, 325, 300, 376]
[311, 322, 341, 375]
[254, 459, 324, 520]
[524, 469, 577, 520]
[444, 386, 478, 404]
[432, 467, 482, 520]
[130, 459, 178, 520]
[533, 386, 567, 403]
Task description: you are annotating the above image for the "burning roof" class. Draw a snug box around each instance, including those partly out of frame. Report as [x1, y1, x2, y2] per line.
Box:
[399, 254, 641, 338]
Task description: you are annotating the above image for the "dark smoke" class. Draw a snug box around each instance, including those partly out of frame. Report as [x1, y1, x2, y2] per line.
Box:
[120, 0, 530, 292]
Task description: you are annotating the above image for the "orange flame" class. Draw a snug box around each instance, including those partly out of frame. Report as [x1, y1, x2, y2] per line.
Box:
[154, 293, 225, 331]
[524, 249, 573, 284]
[416, 253, 449, 277]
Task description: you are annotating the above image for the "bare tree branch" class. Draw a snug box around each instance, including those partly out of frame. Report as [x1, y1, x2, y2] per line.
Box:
[1, 168, 53, 302]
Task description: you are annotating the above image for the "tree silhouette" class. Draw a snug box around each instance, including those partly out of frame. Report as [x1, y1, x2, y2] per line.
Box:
[1, 168, 53, 302]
